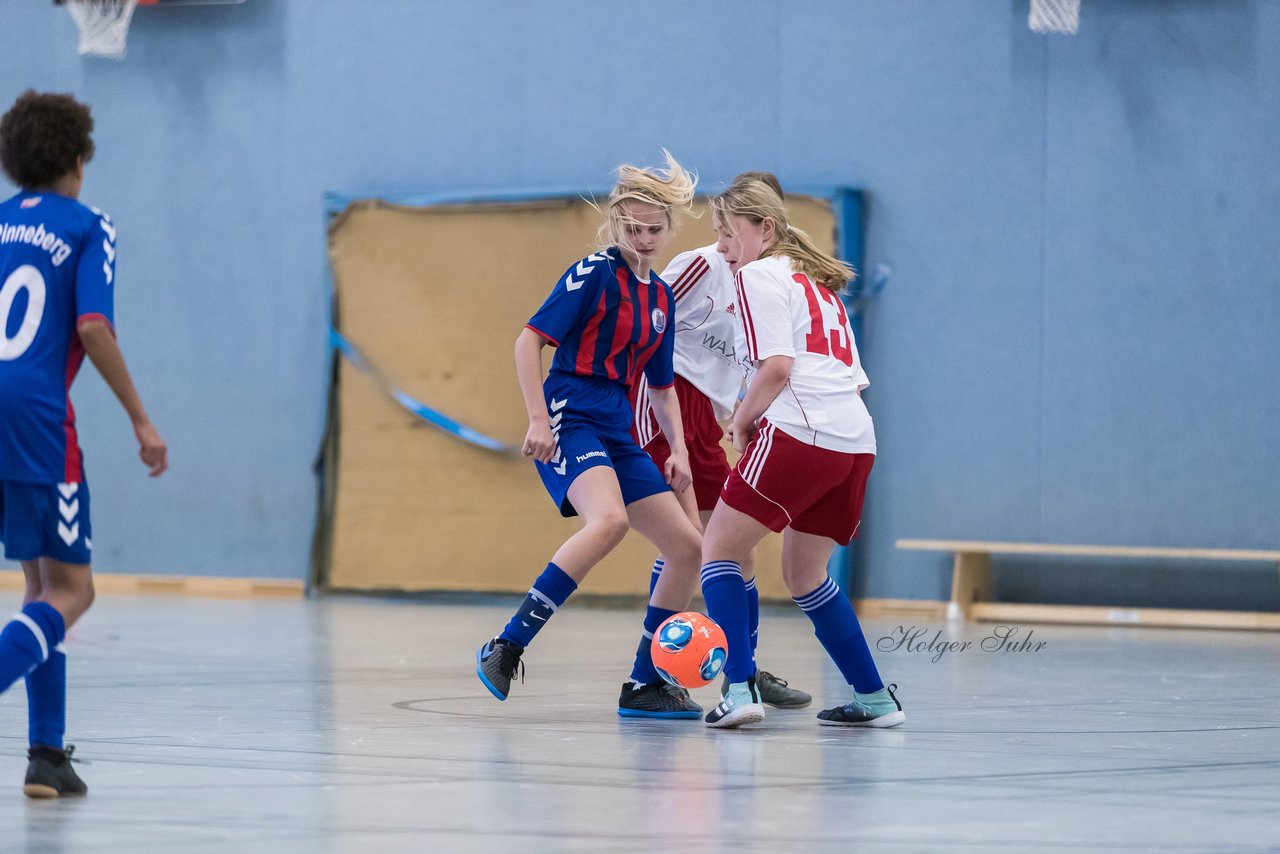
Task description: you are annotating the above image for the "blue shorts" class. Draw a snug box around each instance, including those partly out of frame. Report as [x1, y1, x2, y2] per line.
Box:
[0, 480, 93, 564]
[536, 373, 670, 518]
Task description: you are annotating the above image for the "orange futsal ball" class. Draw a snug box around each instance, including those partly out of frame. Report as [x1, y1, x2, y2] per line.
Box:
[651, 611, 728, 689]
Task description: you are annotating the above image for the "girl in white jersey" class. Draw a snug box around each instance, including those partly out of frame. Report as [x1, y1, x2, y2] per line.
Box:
[697, 176, 904, 729]
[631, 173, 811, 710]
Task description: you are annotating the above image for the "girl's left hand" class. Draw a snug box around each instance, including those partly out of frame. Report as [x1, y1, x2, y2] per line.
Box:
[664, 451, 693, 493]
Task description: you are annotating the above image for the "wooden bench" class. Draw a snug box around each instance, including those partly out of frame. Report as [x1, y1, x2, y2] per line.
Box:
[896, 540, 1280, 631]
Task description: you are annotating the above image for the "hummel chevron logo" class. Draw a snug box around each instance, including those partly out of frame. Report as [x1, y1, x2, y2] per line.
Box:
[550, 397, 569, 474]
[58, 498, 79, 523]
[564, 256, 604, 292]
[58, 521, 79, 546]
[57, 483, 78, 500]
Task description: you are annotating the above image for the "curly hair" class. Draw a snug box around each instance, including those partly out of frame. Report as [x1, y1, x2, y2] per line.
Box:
[0, 90, 95, 190]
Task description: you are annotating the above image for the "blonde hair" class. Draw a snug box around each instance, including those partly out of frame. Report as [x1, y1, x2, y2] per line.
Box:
[711, 176, 854, 293]
[596, 149, 697, 255]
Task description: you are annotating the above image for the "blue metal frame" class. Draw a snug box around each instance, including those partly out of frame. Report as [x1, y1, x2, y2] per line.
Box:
[322, 185, 866, 589]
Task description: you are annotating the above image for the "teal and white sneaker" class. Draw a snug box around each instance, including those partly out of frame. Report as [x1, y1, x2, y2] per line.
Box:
[705, 675, 765, 728]
[816, 683, 905, 728]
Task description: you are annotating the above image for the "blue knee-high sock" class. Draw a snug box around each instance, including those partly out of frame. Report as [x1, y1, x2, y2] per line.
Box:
[0, 602, 66, 696]
[794, 578, 883, 693]
[629, 605, 678, 684]
[745, 576, 760, 653]
[500, 563, 577, 648]
[648, 558, 664, 598]
[700, 561, 755, 683]
[26, 643, 66, 749]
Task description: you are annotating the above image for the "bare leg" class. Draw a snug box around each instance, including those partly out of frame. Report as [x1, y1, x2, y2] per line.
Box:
[550, 467, 632, 584]
[701, 501, 770, 567]
[21, 560, 42, 606]
[780, 529, 837, 599]
[37, 558, 95, 629]
[627, 491, 702, 611]
[700, 509, 755, 580]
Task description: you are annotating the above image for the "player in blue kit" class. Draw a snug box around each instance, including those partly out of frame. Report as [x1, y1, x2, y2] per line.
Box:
[476, 152, 708, 718]
[0, 91, 168, 797]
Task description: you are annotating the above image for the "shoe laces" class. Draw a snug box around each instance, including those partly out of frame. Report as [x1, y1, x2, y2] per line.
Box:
[662, 683, 690, 701]
[30, 744, 87, 766]
[496, 643, 525, 685]
[757, 670, 788, 688]
[64, 745, 89, 766]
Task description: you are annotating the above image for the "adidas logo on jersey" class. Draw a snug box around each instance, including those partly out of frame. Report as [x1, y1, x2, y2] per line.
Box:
[725, 303, 737, 316]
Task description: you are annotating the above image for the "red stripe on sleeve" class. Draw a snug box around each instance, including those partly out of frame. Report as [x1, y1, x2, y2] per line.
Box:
[524, 323, 560, 347]
[671, 255, 709, 303]
[75, 313, 116, 336]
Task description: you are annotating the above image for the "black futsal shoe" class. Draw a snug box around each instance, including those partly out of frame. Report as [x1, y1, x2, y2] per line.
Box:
[476, 637, 525, 701]
[23, 745, 87, 799]
[617, 680, 703, 719]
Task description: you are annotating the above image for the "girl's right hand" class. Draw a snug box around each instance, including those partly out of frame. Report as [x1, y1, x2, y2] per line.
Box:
[522, 420, 557, 463]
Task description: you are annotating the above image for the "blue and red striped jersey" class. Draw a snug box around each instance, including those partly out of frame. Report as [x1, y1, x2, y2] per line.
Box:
[526, 248, 675, 389]
[0, 191, 116, 484]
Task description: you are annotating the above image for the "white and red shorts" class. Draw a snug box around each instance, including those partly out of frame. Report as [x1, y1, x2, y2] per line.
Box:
[632, 375, 732, 512]
[721, 420, 874, 545]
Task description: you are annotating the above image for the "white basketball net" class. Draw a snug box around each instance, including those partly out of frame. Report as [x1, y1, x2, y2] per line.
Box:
[1029, 0, 1081, 34]
[63, 0, 141, 59]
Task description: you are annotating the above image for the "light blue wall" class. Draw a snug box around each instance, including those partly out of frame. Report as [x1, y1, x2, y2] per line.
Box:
[1, 2, 1276, 600]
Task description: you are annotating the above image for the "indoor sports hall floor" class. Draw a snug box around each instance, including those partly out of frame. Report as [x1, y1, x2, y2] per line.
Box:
[2, 594, 1277, 853]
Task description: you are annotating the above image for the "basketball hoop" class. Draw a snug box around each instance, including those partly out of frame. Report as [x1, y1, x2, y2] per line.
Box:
[58, 0, 153, 59]
[1029, 0, 1081, 34]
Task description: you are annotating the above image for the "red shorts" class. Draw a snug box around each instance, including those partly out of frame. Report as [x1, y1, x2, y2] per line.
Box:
[632, 375, 731, 512]
[720, 421, 874, 545]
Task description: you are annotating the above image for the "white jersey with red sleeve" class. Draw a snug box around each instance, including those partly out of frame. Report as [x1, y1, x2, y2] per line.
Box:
[734, 255, 876, 454]
[663, 245, 748, 420]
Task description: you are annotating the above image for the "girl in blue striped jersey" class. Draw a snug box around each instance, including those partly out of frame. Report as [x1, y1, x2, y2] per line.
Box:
[476, 152, 708, 718]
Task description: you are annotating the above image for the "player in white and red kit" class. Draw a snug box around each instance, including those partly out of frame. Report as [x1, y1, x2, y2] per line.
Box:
[631, 173, 810, 710]
[697, 175, 904, 729]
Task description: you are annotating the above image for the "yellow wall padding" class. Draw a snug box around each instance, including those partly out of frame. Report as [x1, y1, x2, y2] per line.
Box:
[325, 195, 838, 599]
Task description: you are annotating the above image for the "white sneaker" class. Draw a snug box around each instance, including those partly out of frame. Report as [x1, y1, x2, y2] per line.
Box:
[705, 675, 765, 728]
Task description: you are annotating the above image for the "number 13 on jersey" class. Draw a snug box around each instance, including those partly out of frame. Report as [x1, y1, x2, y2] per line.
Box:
[797, 274, 854, 367]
